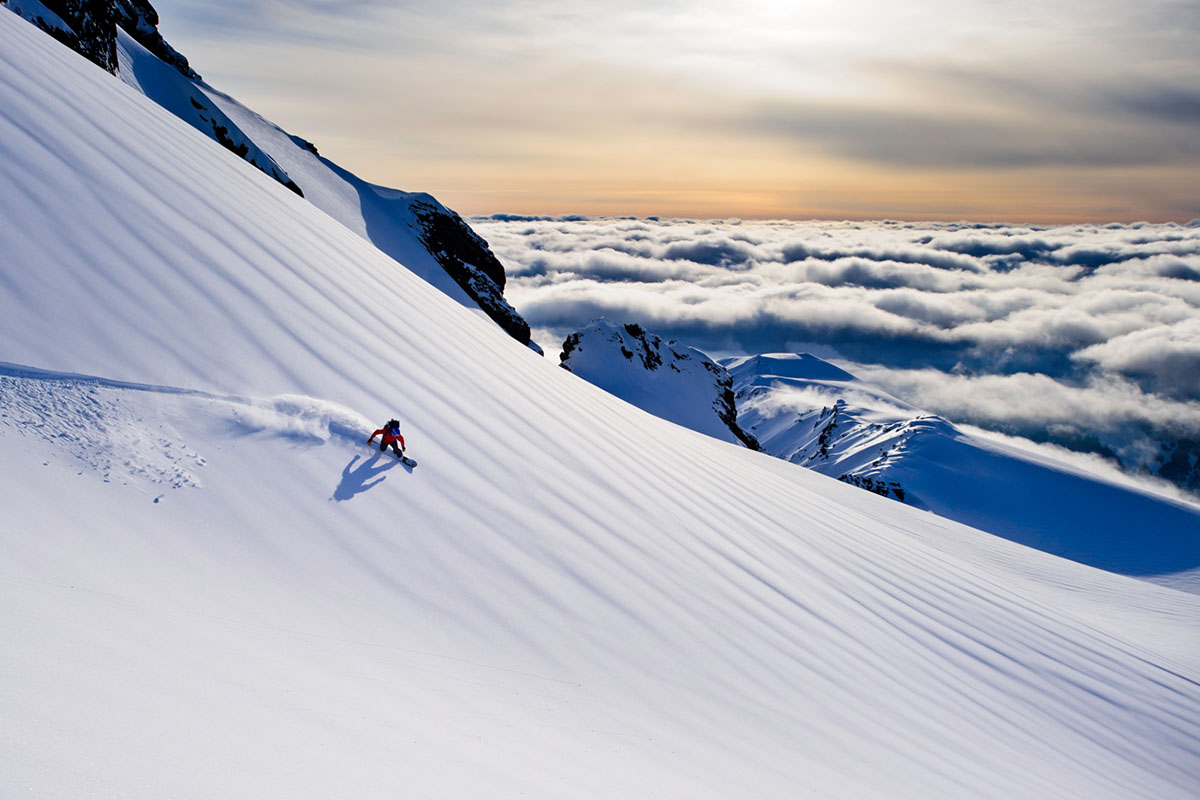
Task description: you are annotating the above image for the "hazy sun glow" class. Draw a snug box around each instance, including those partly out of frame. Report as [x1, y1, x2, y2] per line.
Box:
[156, 0, 1199, 221]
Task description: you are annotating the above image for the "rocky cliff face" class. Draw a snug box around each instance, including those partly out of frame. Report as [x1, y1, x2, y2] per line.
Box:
[560, 320, 759, 450]
[112, 0, 196, 77]
[4, 0, 117, 71]
[4, 0, 194, 76]
[408, 197, 531, 347]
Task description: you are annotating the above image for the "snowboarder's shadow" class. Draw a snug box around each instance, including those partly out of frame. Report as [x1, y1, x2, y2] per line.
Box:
[332, 453, 409, 501]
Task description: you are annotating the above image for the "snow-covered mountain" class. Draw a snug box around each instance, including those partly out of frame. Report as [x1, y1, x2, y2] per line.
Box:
[728, 353, 912, 497]
[727, 352, 1200, 592]
[3, 0, 534, 347]
[560, 319, 759, 448]
[2, 9, 1199, 799]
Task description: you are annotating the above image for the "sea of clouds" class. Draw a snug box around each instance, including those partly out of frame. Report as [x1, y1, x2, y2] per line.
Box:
[473, 215, 1200, 491]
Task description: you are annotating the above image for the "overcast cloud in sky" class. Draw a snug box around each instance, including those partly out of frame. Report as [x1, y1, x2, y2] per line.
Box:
[474, 216, 1200, 486]
[153, 0, 1200, 220]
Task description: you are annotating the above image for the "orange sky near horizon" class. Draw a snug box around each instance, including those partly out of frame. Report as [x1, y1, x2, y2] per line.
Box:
[156, 0, 1200, 224]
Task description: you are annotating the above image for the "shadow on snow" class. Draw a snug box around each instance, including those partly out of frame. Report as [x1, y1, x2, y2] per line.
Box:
[333, 453, 410, 501]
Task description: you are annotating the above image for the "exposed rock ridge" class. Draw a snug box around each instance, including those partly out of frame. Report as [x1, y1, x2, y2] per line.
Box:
[4, 0, 196, 77]
[4, 0, 118, 71]
[730, 359, 922, 503]
[113, 0, 196, 78]
[408, 197, 531, 347]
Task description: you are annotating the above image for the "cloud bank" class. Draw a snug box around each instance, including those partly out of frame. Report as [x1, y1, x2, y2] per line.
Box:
[475, 216, 1200, 489]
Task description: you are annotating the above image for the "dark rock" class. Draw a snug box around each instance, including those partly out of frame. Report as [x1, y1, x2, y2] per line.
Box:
[9, 0, 197, 78]
[838, 473, 907, 502]
[618, 323, 663, 371]
[716, 382, 761, 451]
[559, 332, 582, 369]
[23, 0, 120, 72]
[1157, 437, 1200, 494]
[288, 135, 320, 156]
[408, 198, 531, 347]
[190, 94, 304, 196]
[113, 0, 197, 78]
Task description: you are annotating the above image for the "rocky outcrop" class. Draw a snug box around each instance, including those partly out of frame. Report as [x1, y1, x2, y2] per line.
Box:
[187, 95, 303, 196]
[113, 0, 197, 78]
[5, 0, 196, 77]
[838, 473, 906, 502]
[5, 0, 118, 71]
[408, 197, 531, 347]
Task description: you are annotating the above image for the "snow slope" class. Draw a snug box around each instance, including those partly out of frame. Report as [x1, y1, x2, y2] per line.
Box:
[2, 11, 1200, 800]
[114, 27, 301, 194]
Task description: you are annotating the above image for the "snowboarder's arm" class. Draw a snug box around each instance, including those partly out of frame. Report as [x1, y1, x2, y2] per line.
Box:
[398, 433, 406, 449]
[367, 428, 384, 443]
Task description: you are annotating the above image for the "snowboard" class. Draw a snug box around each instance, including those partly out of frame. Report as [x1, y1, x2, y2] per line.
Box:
[371, 444, 417, 468]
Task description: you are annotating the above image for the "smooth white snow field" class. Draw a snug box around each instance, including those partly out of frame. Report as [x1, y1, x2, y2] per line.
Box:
[1, 10, 1199, 799]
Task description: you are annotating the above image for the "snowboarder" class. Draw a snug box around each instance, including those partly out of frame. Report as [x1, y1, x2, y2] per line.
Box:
[367, 419, 406, 459]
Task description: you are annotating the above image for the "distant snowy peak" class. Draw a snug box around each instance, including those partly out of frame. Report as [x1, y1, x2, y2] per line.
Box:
[560, 320, 759, 448]
[726, 353, 933, 501]
[723, 353, 858, 384]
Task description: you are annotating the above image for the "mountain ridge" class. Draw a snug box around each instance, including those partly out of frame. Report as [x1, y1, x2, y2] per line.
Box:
[3, 0, 533, 346]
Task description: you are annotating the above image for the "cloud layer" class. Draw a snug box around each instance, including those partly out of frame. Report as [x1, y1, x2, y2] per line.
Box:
[475, 216, 1200, 486]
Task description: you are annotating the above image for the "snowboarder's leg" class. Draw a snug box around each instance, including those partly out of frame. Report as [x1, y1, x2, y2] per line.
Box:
[389, 441, 403, 457]
[379, 442, 387, 453]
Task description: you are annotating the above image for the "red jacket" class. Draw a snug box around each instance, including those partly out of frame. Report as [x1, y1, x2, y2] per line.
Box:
[369, 427, 405, 447]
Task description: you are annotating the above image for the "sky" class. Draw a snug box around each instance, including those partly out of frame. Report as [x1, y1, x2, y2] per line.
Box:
[473, 215, 1200, 489]
[153, 0, 1200, 222]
